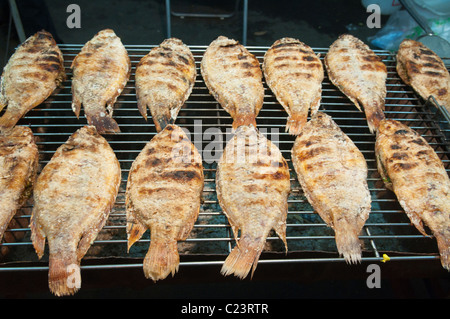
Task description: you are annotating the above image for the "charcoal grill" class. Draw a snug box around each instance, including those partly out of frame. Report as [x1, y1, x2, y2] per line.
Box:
[0, 44, 449, 278]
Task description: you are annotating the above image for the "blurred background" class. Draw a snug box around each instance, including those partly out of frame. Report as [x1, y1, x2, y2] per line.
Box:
[1, 0, 392, 68]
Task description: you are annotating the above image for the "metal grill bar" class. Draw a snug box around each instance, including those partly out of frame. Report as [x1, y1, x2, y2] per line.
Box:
[0, 45, 448, 272]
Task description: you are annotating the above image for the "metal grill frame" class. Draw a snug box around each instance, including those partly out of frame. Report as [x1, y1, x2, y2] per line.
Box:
[0, 44, 449, 273]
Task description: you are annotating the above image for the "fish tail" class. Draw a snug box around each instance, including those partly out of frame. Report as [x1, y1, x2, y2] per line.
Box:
[48, 251, 81, 296]
[143, 238, 179, 282]
[286, 113, 307, 135]
[86, 112, 120, 134]
[434, 233, 450, 271]
[232, 113, 257, 130]
[221, 235, 263, 279]
[0, 111, 20, 132]
[334, 227, 362, 264]
[363, 97, 385, 134]
[154, 115, 174, 133]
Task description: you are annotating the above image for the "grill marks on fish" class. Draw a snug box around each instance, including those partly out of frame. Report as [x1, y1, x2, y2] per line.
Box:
[0, 30, 65, 131]
[291, 112, 371, 263]
[201, 36, 264, 130]
[0, 126, 39, 245]
[135, 38, 197, 132]
[126, 124, 204, 281]
[71, 29, 130, 134]
[263, 38, 324, 135]
[324, 34, 387, 133]
[216, 125, 290, 279]
[375, 119, 450, 270]
[30, 126, 121, 296]
[396, 39, 450, 112]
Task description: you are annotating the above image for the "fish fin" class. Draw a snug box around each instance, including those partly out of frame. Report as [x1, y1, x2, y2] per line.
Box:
[434, 233, 450, 271]
[334, 226, 362, 264]
[136, 99, 148, 121]
[126, 220, 147, 252]
[71, 95, 82, 119]
[85, 112, 120, 134]
[274, 222, 288, 253]
[286, 114, 307, 135]
[143, 238, 179, 282]
[232, 114, 257, 131]
[221, 235, 264, 279]
[0, 111, 20, 132]
[48, 251, 80, 296]
[30, 217, 46, 259]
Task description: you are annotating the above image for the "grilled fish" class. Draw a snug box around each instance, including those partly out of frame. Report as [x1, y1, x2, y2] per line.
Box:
[71, 29, 130, 134]
[30, 126, 121, 296]
[126, 124, 204, 281]
[375, 119, 450, 270]
[0, 126, 39, 243]
[291, 112, 371, 263]
[263, 37, 324, 135]
[396, 39, 450, 113]
[135, 38, 197, 132]
[0, 30, 65, 131]
[201, 36, 264, 130]
[324, 34, 387, 133]
[216, 125, 290, 279]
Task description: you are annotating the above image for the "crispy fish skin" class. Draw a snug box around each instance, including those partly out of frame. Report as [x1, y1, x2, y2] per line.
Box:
[201, 36, 264, 130]
[126, 124, 204, 281]
[0, 126, 39, 243]
[216, 125, 290, 279]
[30, 126, 121, 296]
[396, 39, 450, 112]
[375, 119, 450, 270]
[291, 112, 371, 263]
[324, 34, 387, 133]
[135, 38, 197, 132]
[263, 37, 324, 135]
[0, 30, 65, 131]
[71, 29, 130, 134]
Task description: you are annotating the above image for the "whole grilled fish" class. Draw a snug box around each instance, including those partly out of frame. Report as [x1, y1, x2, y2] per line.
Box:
[71, 29, 130, 134]
[0, 126, 39, 243]
[291, 112, 371, 263]
[126, 124, 204, 281]
[263, 37, 324, 135]
[324, 34, 387, 133]
[396, 39, 450, 113]
[135, 38, 197, 132]
[216, 125, 290, 279]
[375, 119, 450, 270]
[201, 36, 264, 130]
[30, 126, 121, 296]
[0, 30, 65, 131]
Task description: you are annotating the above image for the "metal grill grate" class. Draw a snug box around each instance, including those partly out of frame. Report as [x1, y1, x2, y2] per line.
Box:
[0, 44, 449, 272]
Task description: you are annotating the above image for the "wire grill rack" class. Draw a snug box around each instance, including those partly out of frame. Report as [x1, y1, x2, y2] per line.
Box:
[0, 44, 449, 273]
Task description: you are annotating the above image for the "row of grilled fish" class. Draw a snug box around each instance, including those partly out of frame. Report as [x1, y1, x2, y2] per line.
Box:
[0, 30, 449, 297]
[2, 30, 449, 135]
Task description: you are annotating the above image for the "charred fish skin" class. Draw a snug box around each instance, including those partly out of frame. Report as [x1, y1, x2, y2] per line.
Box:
[396, 39, 450, 112]
[30, 126, 121, 296]
[263, 37, 324, 135]
[291, 112, 371, 263]
[0, 126, 39, 244]
[216, 125, 290, 279]
[71, 29, 130, 134]
[324, 34, 387, 133]
[126, 124, 204, 282]
[375, 119, 450, 270]
[135, 38, 197, 132]
[0, 30, 65, 132]
[201, 36, 264, 130]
